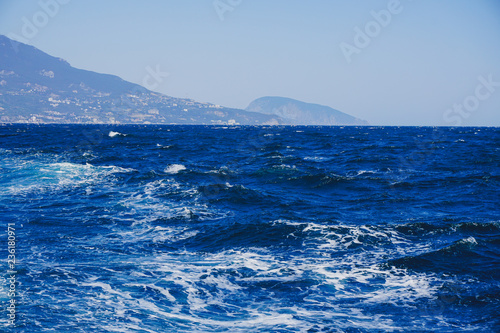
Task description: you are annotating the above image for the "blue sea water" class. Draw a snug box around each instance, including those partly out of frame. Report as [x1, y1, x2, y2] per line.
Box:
[0, 124, 499, 332]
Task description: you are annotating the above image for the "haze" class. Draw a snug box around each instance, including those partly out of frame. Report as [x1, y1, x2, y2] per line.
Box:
[1, 0, 499, 126]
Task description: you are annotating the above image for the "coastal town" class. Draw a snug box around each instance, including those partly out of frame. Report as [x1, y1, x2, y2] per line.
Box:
[0, 70, 241, 125]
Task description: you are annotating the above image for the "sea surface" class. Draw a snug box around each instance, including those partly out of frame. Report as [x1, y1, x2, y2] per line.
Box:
[0, 124, 499, 332]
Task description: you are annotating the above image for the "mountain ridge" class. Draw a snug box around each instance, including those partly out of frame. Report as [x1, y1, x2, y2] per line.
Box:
[0, 35, 282, 125]
[0, 35, 366, 125]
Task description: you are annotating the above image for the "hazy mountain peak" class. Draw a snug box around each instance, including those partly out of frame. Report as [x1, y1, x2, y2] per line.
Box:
[246, 96, 368, 125]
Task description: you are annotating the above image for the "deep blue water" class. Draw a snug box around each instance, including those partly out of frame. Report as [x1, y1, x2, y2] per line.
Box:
[0, 124, 499, 332]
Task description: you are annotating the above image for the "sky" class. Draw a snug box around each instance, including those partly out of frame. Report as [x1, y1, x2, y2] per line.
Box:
[0, 0, 499, 126]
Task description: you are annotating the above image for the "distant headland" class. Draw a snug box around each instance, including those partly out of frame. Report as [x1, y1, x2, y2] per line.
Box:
[0, 35, 367, 126]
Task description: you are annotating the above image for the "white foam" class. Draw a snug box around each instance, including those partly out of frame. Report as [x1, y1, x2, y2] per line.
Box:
[82, 282, 132, 299]
[458, 236, 478, 246]
[356, 169, 376, 176]
[4, 161, 135, 195]
[274, 164, 296, 170]
[102, 324, 157, 333]
[110, 179, 230, 231]
[304, 156, 329, 162]
[109, 131, 126, 137]
[21, 236, 477, 332]
[164, 164, 186, 174]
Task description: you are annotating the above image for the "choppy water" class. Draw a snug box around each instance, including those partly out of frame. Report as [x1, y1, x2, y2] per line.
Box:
[0, 124, 499, 332]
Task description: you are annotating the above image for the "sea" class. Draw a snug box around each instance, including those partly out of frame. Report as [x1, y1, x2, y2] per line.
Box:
[0, 124, 498, 332]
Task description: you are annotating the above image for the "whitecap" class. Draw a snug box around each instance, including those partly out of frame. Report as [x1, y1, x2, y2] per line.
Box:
[109, 131, 126, 137]
[304, 156, 329, 162]
[164, 164, 186, 174]
[458, 236, 478, 246]
[4, 161, 135, 195]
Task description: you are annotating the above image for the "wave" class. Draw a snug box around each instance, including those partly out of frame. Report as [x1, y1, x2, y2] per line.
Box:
[197, 183, 265, 204]
[303, 156, 331, 162]
[287, 173, 349, 188]
[2, 160, 136, 195]
[164, 164, 186, 174]
[2, 125, 498, 332]
[110, 179, 231, 226]
[386, 234, 500, 279]
[23, 241, 478, 332]
[156, 143, 173, 149]
[395, 221, 500, 237]
[108, 131, 127, 137]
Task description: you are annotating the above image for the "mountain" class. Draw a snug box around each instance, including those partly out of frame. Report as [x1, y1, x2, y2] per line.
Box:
[246, 96, 368, 125]
[0, 35, 281, 125]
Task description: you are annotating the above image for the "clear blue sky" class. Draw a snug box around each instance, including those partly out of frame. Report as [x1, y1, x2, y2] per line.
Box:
[1, 0, 499, 126]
